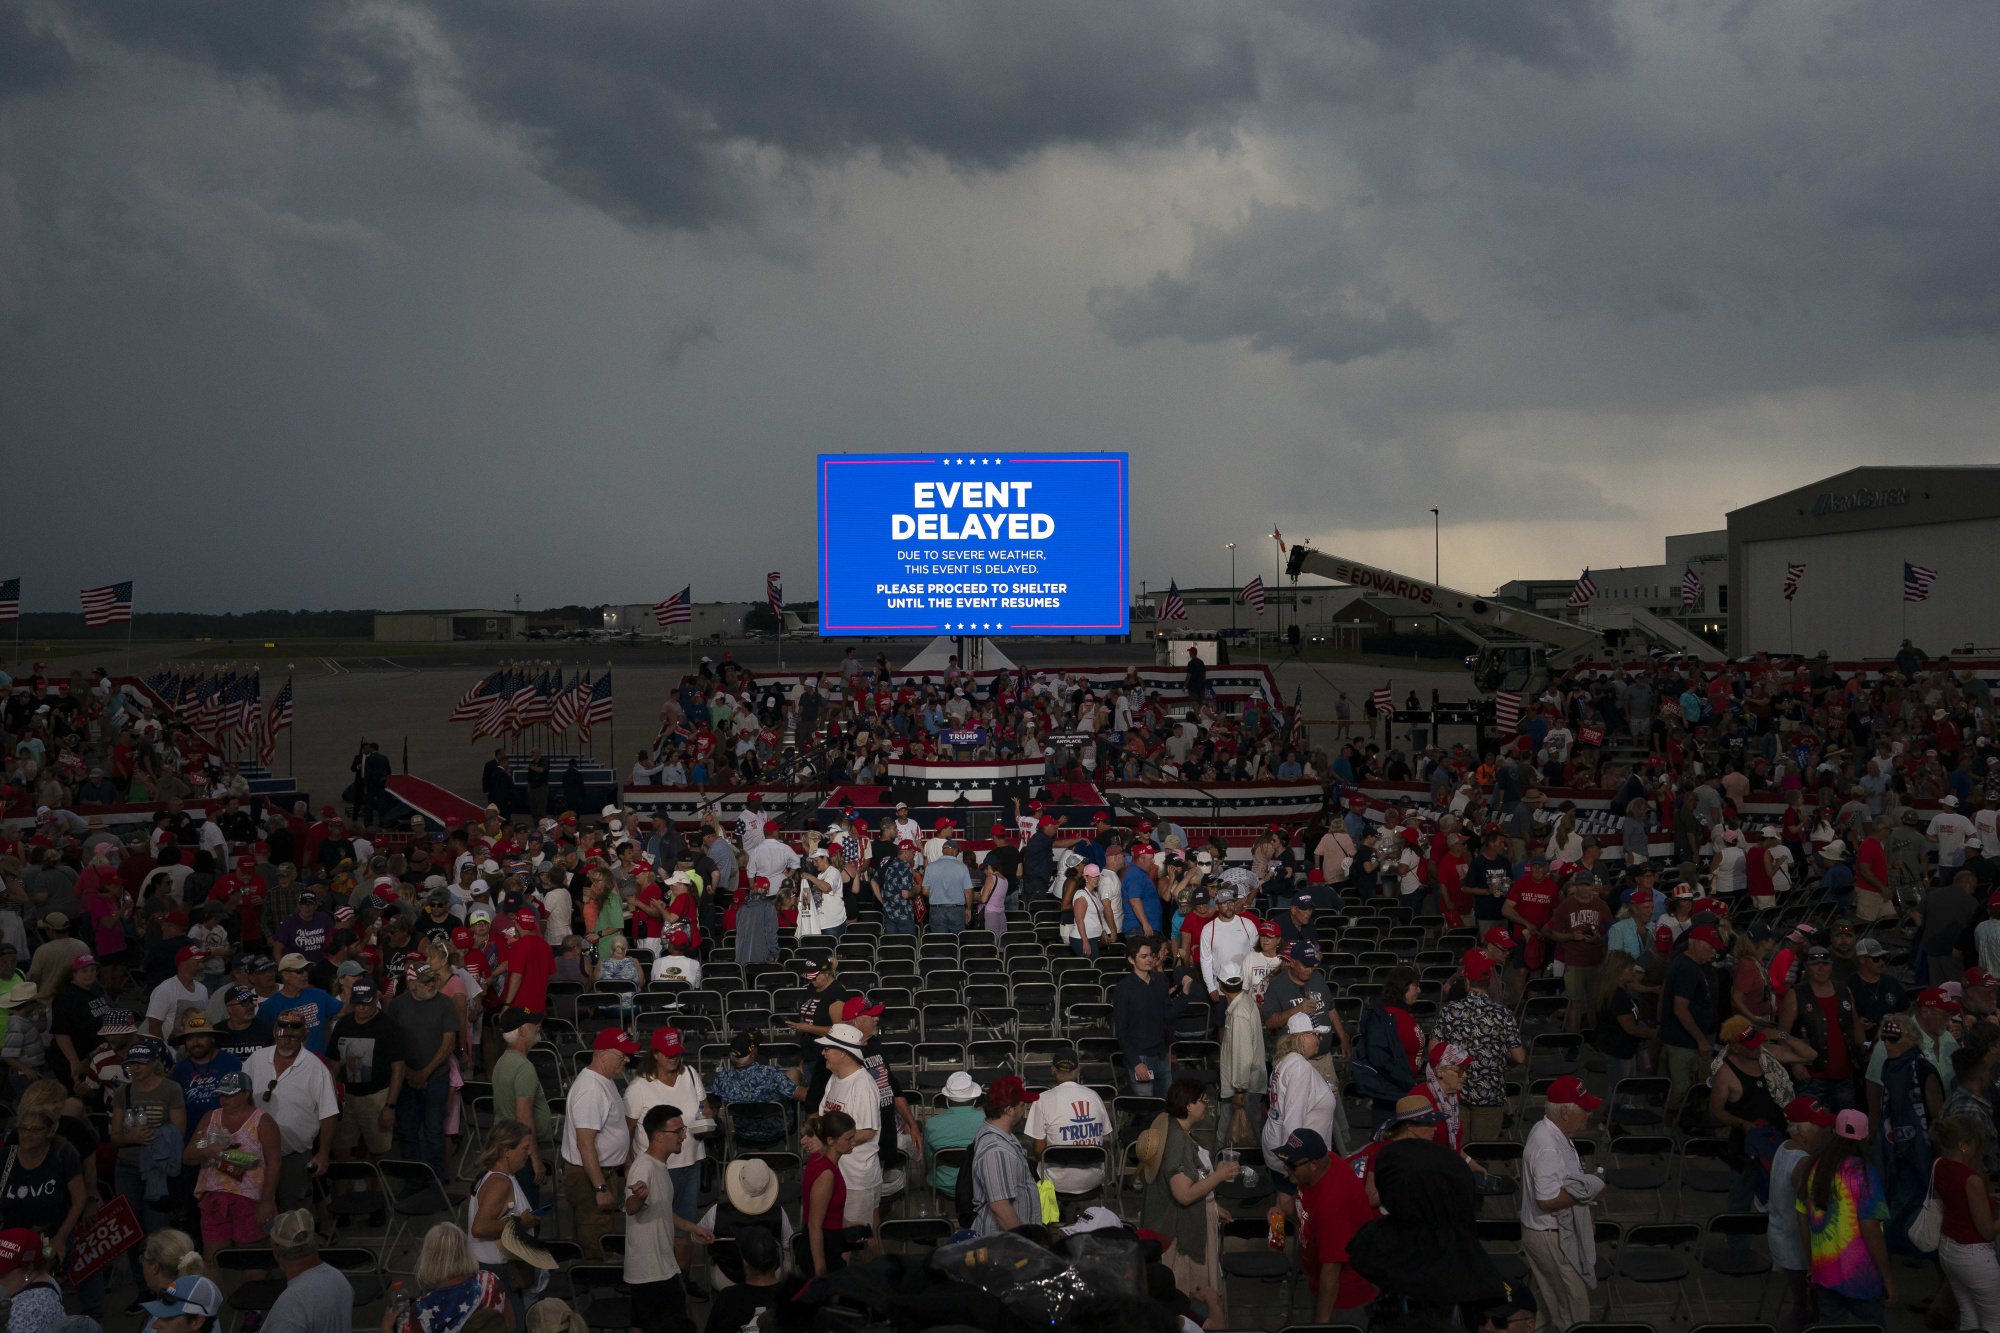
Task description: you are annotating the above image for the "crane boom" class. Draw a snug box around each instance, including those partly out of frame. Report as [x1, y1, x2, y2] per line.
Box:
[1285, 545, 1605, 663]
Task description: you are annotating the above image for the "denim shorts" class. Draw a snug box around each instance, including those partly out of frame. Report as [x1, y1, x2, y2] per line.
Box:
[669, 1163, 702, 1221]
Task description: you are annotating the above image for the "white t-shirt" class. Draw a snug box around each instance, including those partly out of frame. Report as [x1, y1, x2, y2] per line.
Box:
[892, 818, 921, 845]
[624, 1152, 682, 1285]
[820, 1067, 883, 1191]
[624, 1071, 707, 1168]
[1199, 916, 1259, 994]
[649, 954, 703, 987]
[1976, 808, 2000, 850]
[146, 976, 210, 1039]
[1930, 812, 1976, 867]
[746, 839, 800, 884]
[1096, 869, 1124, 930]
[798, 868, 847, 936]
[541, 887, 574, 946]
[1262, 1052, 1337, 1174]
[1023, 1080, 1108, 1191]
[1245, 953, 1284, 1007]
[561, 1068, 632, 1170]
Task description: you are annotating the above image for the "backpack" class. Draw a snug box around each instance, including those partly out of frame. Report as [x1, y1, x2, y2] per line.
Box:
[954, 1131, 1011, 1229]
[1350, 1005, 1417, 1103]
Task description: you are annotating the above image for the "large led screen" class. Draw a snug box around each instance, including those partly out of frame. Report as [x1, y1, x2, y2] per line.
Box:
[817, 452, 1130, 636]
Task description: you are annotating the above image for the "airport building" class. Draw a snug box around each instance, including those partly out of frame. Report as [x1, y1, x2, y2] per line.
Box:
[1726, 465, 2000, 659]
[374, 610, 527, 642]
[602, 602, 757, 639]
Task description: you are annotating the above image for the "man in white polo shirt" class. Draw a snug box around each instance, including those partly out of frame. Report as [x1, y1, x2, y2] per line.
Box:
[240, 1005, 339, 1210]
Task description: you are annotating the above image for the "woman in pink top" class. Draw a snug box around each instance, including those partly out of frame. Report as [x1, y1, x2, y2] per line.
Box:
[183, 1070, 281, 1274]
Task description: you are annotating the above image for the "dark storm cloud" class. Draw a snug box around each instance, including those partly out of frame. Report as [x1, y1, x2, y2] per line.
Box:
[1086, 201, 1438, 365]
[422, 0, 1261, 229]
[0, 0, 73, 100]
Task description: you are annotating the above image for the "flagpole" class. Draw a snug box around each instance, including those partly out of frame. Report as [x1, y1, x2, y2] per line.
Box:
[125, 614, 133, 676]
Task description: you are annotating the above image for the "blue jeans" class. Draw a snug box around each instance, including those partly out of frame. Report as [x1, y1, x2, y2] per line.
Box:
[1126, 1055, 1171, 1099]
[930, 905, 966, 933]
[116, 1156, 173, 1289]
[397, 1071, 451, 1176]
[1812, 1286, 1884, 1326]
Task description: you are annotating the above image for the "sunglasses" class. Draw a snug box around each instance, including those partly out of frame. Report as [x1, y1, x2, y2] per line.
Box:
[263, 1078, 280, 1103]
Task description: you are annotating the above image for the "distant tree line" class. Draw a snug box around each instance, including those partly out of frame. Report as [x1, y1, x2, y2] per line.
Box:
[12, 604, 613, 640]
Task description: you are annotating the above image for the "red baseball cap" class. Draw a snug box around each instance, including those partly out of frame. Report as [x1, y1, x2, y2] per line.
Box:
[1462, 949, 1494, 983]
[649, 1027, 685, 1057]
[1482, 927, 1511, 949]
[934, 817, 952, 830]
[840, 996, 886, 1020]
[1967, 968, 1999, 989]
[1783, 1096, 1837, 1128]
[235, 855, 256, 870]
[1306, 869, 1325, 884]
[984, 1074, 1039, 1108]
[896, 839, 916, 850]
[450, 928, 475, 949]
[1688, 925, 1725, 949]
[1256, 920, 1281, 938]
[1545, 1075, 1603, 1112]
[763, 821, 779, 834]
[0, 1228, 45, 1275]
[1918, 987, 1963, 1013]
[752, 875, 770, 889]
[592, 1028, 639, 1054]
[174, 945, 201, 966]
[515, 909, 538, 931]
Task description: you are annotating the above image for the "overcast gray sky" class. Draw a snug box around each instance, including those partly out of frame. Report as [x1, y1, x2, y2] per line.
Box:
[5, 0, 1999, 612]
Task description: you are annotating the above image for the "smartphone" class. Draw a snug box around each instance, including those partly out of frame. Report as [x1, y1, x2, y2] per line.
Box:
[530, 1203, 555, 1216]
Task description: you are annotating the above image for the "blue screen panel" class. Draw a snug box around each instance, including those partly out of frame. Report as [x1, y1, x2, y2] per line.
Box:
[817, 452, 1129, 636]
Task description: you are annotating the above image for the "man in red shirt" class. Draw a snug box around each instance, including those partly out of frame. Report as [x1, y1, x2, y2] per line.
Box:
[1855, 825, 1893, 923]
[1275, 1127, 1379, 1323]
[208, 854, 268, 947]
[1502, 857, 1559, 993]
[502, 908, 554, 1015]
[1433, 832, 1472, 928]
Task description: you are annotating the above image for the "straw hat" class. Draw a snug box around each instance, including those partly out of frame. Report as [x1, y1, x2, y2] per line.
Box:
[0, 983, 39, 1010]
[1134, 1113, 1172, 1183]
[526, 1299, 587, 1333]
[499, 1217, 557, 1270]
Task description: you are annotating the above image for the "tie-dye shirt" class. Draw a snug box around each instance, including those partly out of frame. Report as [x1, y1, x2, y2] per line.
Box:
[1797, 1157, 1890, 1298]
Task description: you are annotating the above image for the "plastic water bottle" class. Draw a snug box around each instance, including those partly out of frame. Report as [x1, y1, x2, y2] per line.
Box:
[388, 1283, 411, 1328]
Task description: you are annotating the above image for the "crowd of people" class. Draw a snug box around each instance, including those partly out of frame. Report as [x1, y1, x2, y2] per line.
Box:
[0, 645, 1998, 1333]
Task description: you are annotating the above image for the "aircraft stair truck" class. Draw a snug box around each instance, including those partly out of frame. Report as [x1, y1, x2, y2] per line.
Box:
[1283, 545, 1616, 695]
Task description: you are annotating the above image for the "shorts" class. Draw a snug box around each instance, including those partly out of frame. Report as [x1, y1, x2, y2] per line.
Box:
[200, 1191, 264, 1246]
[1563, 964, 1598, 1001]
[842, 1180, 880, 1227]
[1856, 888, 1895, 922]
[334, 1088, 393, 1155]
[669, 1163, 702, 1221]
[629, 1277, 694, 1333]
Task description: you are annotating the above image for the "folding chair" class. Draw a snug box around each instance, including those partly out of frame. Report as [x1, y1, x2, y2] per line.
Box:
[319, 1246, 388, 1306]
[1219, 1214, 1294, 1322]
[1526, 1032, 1583, 1078]
[1698, 1214, 1775, 1319]
[879, 1216, 953, 1252]
[1465, 1141, 1522, 1213]
[1610, 1222, 1701, 1327]
[378, 1159, 461, 1275]
[1039, 1145, 1109, 1220]
[569, 1263, 632, 1332]
[1603, 1136, 1674, 1220]
[723, 1100, 792, 1156]
[1607, 1075, 1671, 1131]
[217, 1248, 282, 1331]
[1676, 1137, 1737, 1216]
[456, 1083, 495, 1179]
[1474, 1216, 1528, 1285]
[1067, 1002, 1114, 1040]
[322, 1159, 398, 1253]
[930, 1146, 967, 1216]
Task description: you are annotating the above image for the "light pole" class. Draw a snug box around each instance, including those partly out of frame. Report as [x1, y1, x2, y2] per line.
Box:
[1430, 507, 1440, 637]
[1227, 543, 1237, 637]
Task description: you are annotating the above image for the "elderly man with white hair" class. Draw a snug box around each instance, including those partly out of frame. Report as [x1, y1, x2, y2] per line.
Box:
[1519, 1075, 1606, 1333]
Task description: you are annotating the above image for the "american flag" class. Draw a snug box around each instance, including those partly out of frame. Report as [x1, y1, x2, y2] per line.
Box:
[1680, 566, 1702, 610]
[1156, 581, 1187, 622]
[472, 670, 517, 741]
[1371, 686, 1394, 716]
[1782, 562, 1806, 601]
[1493, 689, 1523, 736]
[578, 671, 614, 739]
[1904, 562, 1938, 603]
[506, 671, 537, 734]
[520, 670, 554, 728]
[450, 669, 505, 723]
[80, 581, 133, 627]
[654, 586, 692, 628]
[1242, 574, 1267, 615]
[767, 571, 783, 619]
[195, 673, 227, 736]
[234, 674, 262, 747]
[1566, 568, 1597, 609]
[549, 670, 585, 734]
[0, 578, 17, 623]
[261, 677, 294, 761]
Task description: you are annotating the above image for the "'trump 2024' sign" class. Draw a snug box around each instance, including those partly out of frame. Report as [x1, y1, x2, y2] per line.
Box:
[817, 453, 1129, 636]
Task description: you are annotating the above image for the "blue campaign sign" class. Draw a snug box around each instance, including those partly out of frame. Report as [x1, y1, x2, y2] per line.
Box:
[817, 452, 1129, 636]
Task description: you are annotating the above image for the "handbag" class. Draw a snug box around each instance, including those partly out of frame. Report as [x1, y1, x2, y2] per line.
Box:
[1907, 1159, 1944, 1253]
